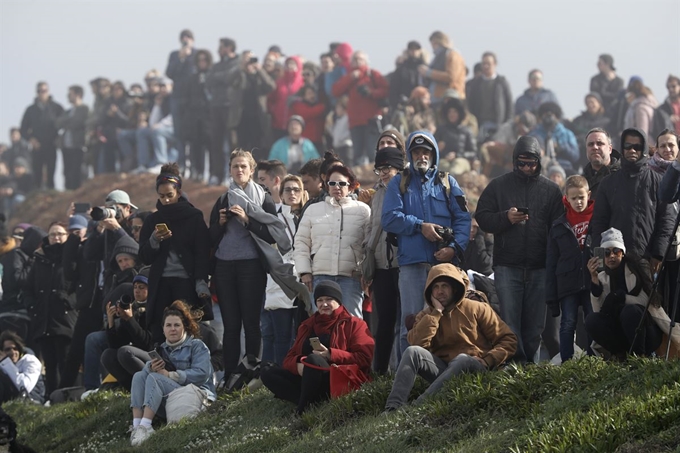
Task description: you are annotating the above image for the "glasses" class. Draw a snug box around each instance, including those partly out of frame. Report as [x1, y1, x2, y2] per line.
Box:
[48, 232, 68, 238]
[131, 225, 143, 232]
[373, 166, 394, 175]
[623, 143, 643, 152]
[604, 248, 623, 257]
[517, 161, 538, 168]
[3, 346, 17, 353]
[283, 187, 302, 193]
[327, 181, 350, 187]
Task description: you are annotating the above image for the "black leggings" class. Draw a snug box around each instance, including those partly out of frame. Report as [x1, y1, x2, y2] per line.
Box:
[215, 258, 267, 376]
[38, 336, 71, 395]
[101, 346, 151, 391]
[61, 304, 102, 387]
[585, 304, 662, 356]
[260, 354, 330, 414]
[0, 370, 21, 404]
[149, 277, 197, 344]
[372, 268, 400, 374]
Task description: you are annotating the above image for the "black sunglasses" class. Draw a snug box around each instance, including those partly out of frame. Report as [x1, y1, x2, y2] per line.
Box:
[517, 161, 538, 168]
[623, 143, 643, 152]
[604, 248, 623, 257]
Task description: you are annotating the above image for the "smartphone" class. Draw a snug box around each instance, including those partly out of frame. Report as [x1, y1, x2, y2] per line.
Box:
[148, 350, 163, 362]
[74, 202, 91, 214]
[517, 207, 529, 215]
[309, 337, 324, 351]
[594, 247, 605, 272]
[156, 223, 169, 234]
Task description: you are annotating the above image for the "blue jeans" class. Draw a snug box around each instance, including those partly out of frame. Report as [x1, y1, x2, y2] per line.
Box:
[136, 125, 175, 168]
[397, 264, 430, 355]
[117, 129, 137, 161]
[559, 290, 593, 361]
[261, 308, 295, 366]
[83, 331, 108, 390]
[312, 275, 363, 318]
[494, 266, 547, 363]
[130, 367, 182, 415]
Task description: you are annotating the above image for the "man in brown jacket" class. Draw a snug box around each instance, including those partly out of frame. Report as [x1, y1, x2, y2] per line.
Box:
[384, 263, 517, 411]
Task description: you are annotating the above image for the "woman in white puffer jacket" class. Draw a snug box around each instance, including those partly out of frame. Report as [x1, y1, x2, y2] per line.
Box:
[294, 166, 370, 318]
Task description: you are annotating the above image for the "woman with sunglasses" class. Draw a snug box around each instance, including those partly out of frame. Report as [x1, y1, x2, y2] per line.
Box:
[584, 227, 662, 358]
[294, 166, 370, 318]
[0, 331, 44, 404]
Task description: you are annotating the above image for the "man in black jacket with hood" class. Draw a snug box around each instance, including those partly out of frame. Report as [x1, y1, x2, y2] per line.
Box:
[590, 128, 674, 277]
[475, 136, 563, 363]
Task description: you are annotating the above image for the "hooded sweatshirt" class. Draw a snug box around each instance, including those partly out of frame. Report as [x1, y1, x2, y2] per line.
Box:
[407, 264, 517, 369]
[268, 56, 304, 130]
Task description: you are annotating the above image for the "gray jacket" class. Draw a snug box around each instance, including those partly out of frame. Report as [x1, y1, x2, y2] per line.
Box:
[366, 183, 398, 270]
[56, 105, 89, 149]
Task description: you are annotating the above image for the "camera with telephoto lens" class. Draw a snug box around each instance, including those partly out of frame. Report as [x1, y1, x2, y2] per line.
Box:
[435, 226, 455, 250]
[91, 205, 122, 221]
[117, 294, 133, 310]
[357, 84, 371, 97]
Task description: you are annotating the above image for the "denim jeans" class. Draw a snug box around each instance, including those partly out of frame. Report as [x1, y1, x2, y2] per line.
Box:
[130, 367, 182, 415]
[313, 275, 363, 318]
[261, 308, 295, 366]
[385, 346, 485, 410]
[559, 290, 593, 361]
[83, 331, 109, 390]
[494, 266, 547, 363]
[136, 125, 175, 168]
[397, 264, 430, 355]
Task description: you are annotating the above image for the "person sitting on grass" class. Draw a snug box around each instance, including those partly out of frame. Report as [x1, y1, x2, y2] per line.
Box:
[0, 331, 44, 405]
[383, 263, 516, 412]
[129, 300, 215, 447]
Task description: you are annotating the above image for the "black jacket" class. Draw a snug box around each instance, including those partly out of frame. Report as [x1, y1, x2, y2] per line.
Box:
[581, 152, 621, 199]
[20, 97, 64, 148]
[62, 233, 101, 311]
[388, 56, 426, 110]
[545, 213, 591, 304]
[105, 283, 153, 351]
[466, 75, 513, 126]
[24, 239, 77, 341]
[55, 104, 89, 149]
[462, 230, 494, 276]
[590, 127, 674, 260]
[434, 122, 477, 159]
[0, 240, 31, 314]
[475, 137, 564, 269]
[651, 98, 677, 140]
[139, 196, 210, 320]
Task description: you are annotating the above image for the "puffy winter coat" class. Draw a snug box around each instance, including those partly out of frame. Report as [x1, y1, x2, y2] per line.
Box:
[294, 196, 370, 278]
[475, 137, 564, 269]
[382, 131, 471, 267]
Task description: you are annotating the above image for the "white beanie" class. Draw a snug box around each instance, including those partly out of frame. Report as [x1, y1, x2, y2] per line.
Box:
[600, 227, 626, 253]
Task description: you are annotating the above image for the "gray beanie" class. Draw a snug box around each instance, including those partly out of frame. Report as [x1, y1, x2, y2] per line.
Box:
[600, 227, 626, 253]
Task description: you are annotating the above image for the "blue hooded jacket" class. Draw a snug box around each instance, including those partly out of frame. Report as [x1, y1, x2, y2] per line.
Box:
[381, 130, 471, 266]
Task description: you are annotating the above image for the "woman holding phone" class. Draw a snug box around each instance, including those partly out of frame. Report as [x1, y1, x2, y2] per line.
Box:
[139, 163, 211, 343]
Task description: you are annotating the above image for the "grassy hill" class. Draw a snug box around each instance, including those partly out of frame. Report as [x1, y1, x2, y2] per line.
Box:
[5, 356, 680, 453]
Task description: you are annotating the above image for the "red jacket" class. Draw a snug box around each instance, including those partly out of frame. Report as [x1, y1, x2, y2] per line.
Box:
[267, 56, 304, 130]
[283, 306, 374, 382]
[332, 67, 389, 128]
[290, 100, 327, 144]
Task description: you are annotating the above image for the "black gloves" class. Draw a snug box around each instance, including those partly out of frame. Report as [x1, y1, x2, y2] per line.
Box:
[600, 289, 626, 317]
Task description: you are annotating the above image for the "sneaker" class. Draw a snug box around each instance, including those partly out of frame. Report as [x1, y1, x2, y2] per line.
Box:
[81, 389, 98, 401]
[131, 425, 155, 446]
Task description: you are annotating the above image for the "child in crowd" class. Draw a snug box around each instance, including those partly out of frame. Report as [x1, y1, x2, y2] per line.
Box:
[545, 175, 595, 362]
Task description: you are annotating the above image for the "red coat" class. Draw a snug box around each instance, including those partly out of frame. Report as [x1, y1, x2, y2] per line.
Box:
[283, 306, 374, 382]
[290, 100, 327, 144]
[331, 67, 389, 128]
[267, 56, 304, 130]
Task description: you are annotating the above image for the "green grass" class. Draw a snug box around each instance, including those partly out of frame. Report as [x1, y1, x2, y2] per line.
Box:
[6, 356, 680, 452]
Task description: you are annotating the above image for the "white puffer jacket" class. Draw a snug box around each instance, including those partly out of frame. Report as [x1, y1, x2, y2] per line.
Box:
[294, 196, 371, 278]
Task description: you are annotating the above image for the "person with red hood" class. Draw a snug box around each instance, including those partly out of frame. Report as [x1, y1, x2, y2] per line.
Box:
[332, 51, 389, 165]
[545, 175, 595, 362]
[267, 56, 304, 142]
[324, 42, 353, 106]
[260, 281, 374, 415]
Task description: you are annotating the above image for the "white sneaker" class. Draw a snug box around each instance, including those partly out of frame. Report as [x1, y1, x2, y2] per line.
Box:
[131, 425, 155, 446]
[81, 389, 99, 401]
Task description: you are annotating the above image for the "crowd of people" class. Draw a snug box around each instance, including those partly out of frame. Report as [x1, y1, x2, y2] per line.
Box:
[0, 28, 679, 447]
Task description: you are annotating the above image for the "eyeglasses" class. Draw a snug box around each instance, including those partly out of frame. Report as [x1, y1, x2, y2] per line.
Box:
[283, 187, 302, 193]
[3, 346, 17, 353]
[373, 166, 394, 175]
[131, 225, 143, 232]
[604, 248, 623, 257]
[327, 181, 350, 187]
[48, 232, 68, 238]
[517, 161, 538, 168]
[623, 143, 643, 152]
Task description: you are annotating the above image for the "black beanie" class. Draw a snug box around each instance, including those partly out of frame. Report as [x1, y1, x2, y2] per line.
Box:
[314, 281, 343, 305]
[375, 147, 405, 171]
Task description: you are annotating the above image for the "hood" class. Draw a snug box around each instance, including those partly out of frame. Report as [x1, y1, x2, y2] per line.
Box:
[620, 127, 648, 156]
[282, 56, 303, 85]
[405, 130, 440, 171]
[441, 97, 466, 126]
[620, 127, 649, 173]
[20, 226, 47, 255]
[423, 264, 468, 311]
[512, 135, 542, 177]
[335, 43, 353, 72]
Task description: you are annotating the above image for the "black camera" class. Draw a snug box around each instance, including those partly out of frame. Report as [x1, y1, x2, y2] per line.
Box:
[357, 84, 371, 97]
[248, 57, 258, 64]
[117, 294, 133, 310]
[435, 226, 455, 250]
[91, 205, 122, 221]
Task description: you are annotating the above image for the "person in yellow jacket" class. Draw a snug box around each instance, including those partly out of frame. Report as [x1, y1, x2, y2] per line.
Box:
[384, 263, 517, 411]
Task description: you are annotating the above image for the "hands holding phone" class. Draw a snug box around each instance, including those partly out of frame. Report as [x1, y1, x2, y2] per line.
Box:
[507, 207, 529, 224]
[310, 337, 330, 359]
[154, 223, 172, 241]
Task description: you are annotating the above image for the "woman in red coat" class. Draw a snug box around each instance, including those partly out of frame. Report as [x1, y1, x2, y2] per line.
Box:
[261, 281, 374, 414]
[267, 56, 304, 141]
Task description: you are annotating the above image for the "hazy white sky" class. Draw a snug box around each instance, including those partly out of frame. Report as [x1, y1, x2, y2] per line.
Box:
[1, 0, 679, 142]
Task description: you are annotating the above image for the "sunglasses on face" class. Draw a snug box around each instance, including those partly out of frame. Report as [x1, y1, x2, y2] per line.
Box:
[327, 181, 350, 187]
[283, 187, 302, 193]
[623, 143, 643, 152]
[604, 248, 623, 257]
[517, 161, 538, 168]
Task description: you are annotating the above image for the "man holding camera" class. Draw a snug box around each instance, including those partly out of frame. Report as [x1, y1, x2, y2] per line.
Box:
[475, 136, 563, 363]
[382, 131, 471, 355]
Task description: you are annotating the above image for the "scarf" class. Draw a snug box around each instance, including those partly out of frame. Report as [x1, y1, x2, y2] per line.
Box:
[621, 155, 648, 174]
[311, 305, 344, 335]
[649, 152, 673, 174]
[563, 197, 594, 249]
[228, 179, 265, 207]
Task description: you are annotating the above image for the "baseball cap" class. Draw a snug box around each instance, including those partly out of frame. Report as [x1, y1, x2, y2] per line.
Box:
[68, 214, 88, 231]
[105, 190, 138, 210]
[407, 133, 434, 153]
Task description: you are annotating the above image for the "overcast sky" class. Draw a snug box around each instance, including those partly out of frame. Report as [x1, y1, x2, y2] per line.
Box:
[1, 0, 679, 142]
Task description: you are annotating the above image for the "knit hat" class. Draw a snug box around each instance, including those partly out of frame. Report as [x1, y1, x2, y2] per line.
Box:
[377, 129, 405, 152]
[132, 266, 150, 286]
[585, 92, 603, 106]
[600, 227, 626, 253]
[375, 147, 405, 171]
[314, 281, 343, 305]
[288, 115, 305, 130]
[68, 214, 88, 231]
[112, 234, 139, 261]
[547, 164, 566, 180]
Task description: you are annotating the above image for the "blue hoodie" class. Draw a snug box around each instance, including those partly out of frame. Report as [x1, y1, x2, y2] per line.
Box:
[381, 130, 471, 266]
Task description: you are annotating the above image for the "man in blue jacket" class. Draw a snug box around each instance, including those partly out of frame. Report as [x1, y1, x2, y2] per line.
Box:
[382, 131, 471, 354]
